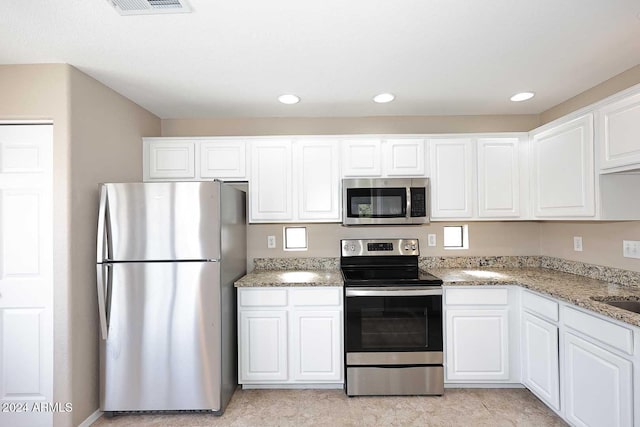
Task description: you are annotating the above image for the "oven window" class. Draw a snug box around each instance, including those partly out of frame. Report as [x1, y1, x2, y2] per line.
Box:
[346, 294, 443, 353]
[347, 188, 406, 218]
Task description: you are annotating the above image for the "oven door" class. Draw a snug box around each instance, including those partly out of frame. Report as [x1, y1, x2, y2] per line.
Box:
[345, 287, 443, 364]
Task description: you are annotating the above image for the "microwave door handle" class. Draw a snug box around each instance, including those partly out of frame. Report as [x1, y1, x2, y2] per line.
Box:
[406, 187, 411, 219]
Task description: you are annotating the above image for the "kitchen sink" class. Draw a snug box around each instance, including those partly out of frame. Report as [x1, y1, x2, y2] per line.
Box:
[596, 299, 640, 314]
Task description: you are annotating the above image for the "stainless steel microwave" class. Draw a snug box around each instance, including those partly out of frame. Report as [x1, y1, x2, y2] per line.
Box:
[342, 178, 430, 226]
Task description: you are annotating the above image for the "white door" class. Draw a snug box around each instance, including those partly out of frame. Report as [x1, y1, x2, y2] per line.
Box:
[429, 138, 474, 218]
[291, 310, 342, 382]
[445, 309, 509, 381]
[563, 332, 633, 427]
[239, 310, 288, 382]
[521, 313, 559, 411]
[0, 124, 53, 427]
[295, 140, 341, 221]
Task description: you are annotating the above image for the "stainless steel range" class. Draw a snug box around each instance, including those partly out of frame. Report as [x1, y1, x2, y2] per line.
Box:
[341, 238, 444, 396]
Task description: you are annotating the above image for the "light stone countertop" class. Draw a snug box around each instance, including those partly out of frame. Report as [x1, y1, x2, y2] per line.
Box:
[431, 267, 640, 328]
[235, 266, 640, 328]
[234, 269, 344, 287]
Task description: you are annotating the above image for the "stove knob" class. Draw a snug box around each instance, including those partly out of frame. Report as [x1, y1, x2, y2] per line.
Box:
[343, 244, 349, 252]
[411, 244, 417, 250]
[350, 245, 356, 251]
[404, 244, 410, 251]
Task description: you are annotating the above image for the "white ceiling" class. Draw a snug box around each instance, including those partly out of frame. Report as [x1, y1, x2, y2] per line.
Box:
[1, 1, 639, 119]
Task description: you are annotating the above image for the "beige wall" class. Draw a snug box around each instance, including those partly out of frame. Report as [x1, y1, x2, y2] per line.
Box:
[68, 67, 160, 425]
[539, 222, 640, 273]
[0, 64, 161, 426]
[162, 114, 540, 136]
[540, 64, 640, 125]
[0, 64, 73, 426]
[247, 222, 541, 268]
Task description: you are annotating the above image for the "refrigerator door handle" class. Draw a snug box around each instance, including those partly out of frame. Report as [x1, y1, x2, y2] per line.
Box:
[97, 184, 107, 263]
[96, 264, 109, 340]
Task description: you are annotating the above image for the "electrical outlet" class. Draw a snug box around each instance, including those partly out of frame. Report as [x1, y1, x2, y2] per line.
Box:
[267, 235, 276, 249]
[623, 240, 640, 259]
[428, 234, 436, 247]
[573, 236, 583, 252]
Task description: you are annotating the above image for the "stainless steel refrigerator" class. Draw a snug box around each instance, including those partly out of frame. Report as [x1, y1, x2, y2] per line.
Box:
[96, 181, 246, 415]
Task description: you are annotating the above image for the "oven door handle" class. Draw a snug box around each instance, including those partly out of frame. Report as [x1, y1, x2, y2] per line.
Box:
[346, 287, 443, 297]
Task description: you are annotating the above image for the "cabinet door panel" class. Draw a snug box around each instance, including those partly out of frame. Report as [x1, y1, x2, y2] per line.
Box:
[296, 140, 340, 221]
[384, 138, 426, 176]
[341, 139, 382, 177]
[563, 332, 632, 427]
[599, 91, 640, 171]
[200, 140, 246, 178]
[522, 313, 559, 410]
[147, 141, 195, 179]
[291, 311, 342, 382]
[429, 139, 473, 218]
[239, 310, 288, 382]
[477, 138, 519, 217]
[445, 309, 509, 381]
[250, 141, 293, 221]
[532, 114, 594, 217]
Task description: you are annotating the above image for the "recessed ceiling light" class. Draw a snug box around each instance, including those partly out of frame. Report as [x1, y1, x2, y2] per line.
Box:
[510, 92, 535, 102]
[278, 94, 300, 105]
[373, 93, 395, 103]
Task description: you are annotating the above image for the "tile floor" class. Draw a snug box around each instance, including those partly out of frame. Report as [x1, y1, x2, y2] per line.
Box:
[92, 388, 567, 426]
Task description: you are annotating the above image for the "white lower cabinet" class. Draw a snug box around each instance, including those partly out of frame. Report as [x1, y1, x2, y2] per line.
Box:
[291, 310, 342, 382]
[562, 332, 633, 427]
[444, 287, 519, 383]
[446, 309, 510, 381]
[239, 310, 288, 382]
[521, 312, 560, 411]
[238, 287, 343, 386]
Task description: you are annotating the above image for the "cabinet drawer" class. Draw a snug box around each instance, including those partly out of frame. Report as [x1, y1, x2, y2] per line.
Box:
[291, 287, 341, 307]
[563, 306, 633, 355]
[239, 288, 288, 307]
[522, 290, 559, 322]
[445, 288, 508, 305]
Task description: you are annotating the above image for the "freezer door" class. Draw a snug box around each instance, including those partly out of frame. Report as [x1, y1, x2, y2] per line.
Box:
[100, 261, 223, 411]
[104, 182, 221, 262]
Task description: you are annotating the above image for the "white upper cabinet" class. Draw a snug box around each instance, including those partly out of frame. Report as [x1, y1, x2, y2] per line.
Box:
[294, 140, 341, 221]
[530, 114, 595, 218]
[145, 139, 195, 180]
[341, 138, 382, 177]
[143, 137, 246, 181]
[250, 140, 293, 222]
[250, 138, 341, 223]
[383, 138, 427, 176]
[200, 140, 246, 178]
[477, 137, 522, 218]
[429, 138, 474, 218]
[597, 90, 640, 172]
[341, 138, 427, 177]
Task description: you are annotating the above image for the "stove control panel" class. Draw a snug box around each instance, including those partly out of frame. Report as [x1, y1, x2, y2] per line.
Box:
[341, 239, 420, 257]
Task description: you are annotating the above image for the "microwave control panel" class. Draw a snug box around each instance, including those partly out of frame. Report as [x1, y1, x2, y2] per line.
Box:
[410, 187, 426, 217]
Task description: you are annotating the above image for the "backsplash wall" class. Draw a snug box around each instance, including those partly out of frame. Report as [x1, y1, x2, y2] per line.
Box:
[539, 221, 640, 273]
[246, 221, 541, 270]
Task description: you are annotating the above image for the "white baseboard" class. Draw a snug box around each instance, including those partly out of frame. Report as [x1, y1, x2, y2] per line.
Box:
[78, 409, 102, 427]
[445, 383, 525, 389]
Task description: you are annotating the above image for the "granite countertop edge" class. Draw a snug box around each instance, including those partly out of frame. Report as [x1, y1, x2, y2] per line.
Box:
[234, 267, 640, 328]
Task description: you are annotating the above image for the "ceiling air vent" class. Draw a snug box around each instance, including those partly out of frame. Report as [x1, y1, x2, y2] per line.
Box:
[107, 0, 192, 15]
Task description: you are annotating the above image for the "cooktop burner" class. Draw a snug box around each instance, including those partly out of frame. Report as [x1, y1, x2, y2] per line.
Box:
[340, 238, 443, 287]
